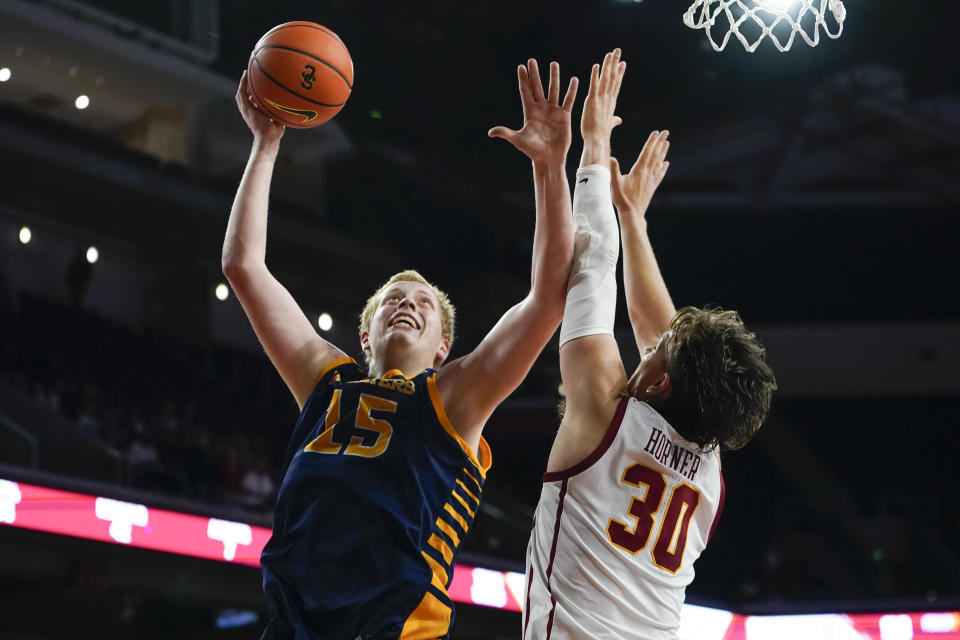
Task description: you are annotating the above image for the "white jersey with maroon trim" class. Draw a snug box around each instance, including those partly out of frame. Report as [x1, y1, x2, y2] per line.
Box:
[523, 397, 725, 640]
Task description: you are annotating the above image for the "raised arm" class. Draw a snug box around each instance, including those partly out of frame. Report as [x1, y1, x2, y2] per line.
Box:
[555, 49, 631, 448]
[610, 130, 674, 350]
[222, 71, 347, 411]
[437, 59, 578, 448]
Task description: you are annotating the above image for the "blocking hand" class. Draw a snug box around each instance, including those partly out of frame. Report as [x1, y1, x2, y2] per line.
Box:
[488, 59, 579, 166]
[581, 48, 626, 146]
[236, 70, 285, 147]
[610, 130, 670, 219]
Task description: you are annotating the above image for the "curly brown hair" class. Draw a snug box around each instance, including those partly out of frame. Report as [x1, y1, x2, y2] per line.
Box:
[658, 307, 776, 452]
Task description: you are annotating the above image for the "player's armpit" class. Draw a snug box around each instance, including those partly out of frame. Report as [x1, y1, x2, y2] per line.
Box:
[436, 294, 561, 450]
[558, 333, 627, 435]
[224, 260, 349, 410]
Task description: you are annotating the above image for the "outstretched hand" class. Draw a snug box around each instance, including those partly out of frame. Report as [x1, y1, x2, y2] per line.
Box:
[610, 130, 670, 219]
[488, 59, 579, 166]
[581, 48, 626, 148]
[236, 70, 285, 148]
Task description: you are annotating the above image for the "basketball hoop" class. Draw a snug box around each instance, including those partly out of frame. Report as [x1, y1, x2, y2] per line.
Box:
[684, 0, 846, 53]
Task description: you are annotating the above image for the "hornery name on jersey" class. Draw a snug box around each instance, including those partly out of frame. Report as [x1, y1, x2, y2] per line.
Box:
[642, 426, 702, 481]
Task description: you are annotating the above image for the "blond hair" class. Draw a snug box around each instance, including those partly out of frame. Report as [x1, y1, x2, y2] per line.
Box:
[358, 270, 456, 368]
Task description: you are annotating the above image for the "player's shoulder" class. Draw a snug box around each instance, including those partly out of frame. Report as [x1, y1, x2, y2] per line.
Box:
[302, 357, 365, 407]
[315, 355, 365, 384]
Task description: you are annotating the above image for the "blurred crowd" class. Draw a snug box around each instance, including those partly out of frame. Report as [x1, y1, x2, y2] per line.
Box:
[1, 287, 958, 603]
[0, 292, 295, 514]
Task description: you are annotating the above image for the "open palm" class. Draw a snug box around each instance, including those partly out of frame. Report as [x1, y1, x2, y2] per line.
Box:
[611, 130, 670, 218]
[489, 59, 578, 166]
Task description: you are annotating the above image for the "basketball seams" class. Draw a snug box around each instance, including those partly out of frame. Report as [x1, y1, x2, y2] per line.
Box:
[250, 55, 346, 109]
[257, 22, 346, 49]
[247, 21, 352, 129]
[252, 44, 352, 90]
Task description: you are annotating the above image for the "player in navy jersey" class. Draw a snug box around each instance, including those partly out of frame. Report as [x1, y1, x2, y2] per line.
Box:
[223, 56, 581, 639]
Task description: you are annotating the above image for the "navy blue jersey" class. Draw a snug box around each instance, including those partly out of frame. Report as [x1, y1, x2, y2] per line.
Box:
[260, 357, 492, 640]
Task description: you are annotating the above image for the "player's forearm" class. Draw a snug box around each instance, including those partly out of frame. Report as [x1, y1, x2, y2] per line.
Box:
[559, 165, 619, 347]
[579, 138, 610, 169]
[529, 160, 574, 316]
[222, 141, 280, 274]
[620, 216, 676, 345]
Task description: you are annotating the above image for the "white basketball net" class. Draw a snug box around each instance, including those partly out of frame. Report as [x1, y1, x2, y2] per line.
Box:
[684, 0, 846, 52]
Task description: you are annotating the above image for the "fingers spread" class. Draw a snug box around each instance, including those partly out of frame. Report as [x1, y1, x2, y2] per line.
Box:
[610, 157, 623, 196]
[487, 126, 518, 143]
[561, 76, 579, 112]
[528, 58, 546, 102]
[548, 61, 561, 105]
[517, 64, 533, 105]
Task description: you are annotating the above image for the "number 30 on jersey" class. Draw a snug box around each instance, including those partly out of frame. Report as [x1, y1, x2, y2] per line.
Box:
[606, 462, 701, 573]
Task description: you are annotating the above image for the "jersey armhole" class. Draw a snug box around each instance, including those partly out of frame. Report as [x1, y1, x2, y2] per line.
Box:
[313, 356, 358, 385]
[425, 371, 492, 478]
[707, 466, 726, 543]
[542, 396, 629, 482]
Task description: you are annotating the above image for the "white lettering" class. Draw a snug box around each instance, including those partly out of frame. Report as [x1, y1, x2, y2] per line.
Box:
[95, 497, 148, 544]
[207, 518, 253, 561]
[0, 480, 22, 524]
[470, 567, 508, 608]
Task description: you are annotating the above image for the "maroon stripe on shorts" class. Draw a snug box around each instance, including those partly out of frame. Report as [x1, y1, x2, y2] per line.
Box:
[523, 565, 533, 638]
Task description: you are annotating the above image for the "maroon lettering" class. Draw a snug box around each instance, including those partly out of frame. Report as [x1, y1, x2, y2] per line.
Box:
[669, 444, 684, 470]
[658, 440, 671, 464]
[653, 484, 701, 573]
[679, 450, 693, 475]
[643, 428, 662, 455]
[607, 464, 667, 553]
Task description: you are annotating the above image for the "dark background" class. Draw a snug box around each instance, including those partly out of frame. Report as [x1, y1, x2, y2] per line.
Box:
[0, 1, 958, 638]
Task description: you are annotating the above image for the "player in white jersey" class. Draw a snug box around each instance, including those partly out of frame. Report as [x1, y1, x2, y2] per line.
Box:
[524, 50, 777, 640]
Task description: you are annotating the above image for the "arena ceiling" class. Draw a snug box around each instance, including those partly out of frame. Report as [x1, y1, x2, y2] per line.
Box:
[1, 0, 959, 333]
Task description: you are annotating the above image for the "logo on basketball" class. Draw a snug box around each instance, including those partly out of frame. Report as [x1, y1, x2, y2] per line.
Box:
[300, 64, 316, 90]
[264, 98, 318, 124]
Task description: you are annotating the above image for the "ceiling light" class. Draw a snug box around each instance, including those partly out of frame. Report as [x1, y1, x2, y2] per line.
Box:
[19, 226, 31, 244]
[75, 95, 89, 110]
[86, 246, 99, 264]
[0, 68, 10, 82]
[215, 283, 229, 301]
[318, 313, 333, 331]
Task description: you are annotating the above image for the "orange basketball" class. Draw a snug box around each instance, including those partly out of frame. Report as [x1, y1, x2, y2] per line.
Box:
[247, 21, 353, 129]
